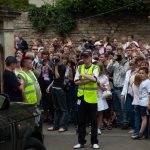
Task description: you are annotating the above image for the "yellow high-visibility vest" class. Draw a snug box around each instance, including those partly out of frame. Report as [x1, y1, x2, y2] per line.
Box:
[77, 64, 99, 104]
[18, 70, 39, 104]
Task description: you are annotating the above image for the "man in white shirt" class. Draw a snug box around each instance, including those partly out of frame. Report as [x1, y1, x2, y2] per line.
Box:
[124, 35, 139, 50]
[107, 54, 129, 128]
[121, 60, 138, 130]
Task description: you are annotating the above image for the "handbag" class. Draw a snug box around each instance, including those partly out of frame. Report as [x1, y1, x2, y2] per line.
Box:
[102, 90, 112, 99]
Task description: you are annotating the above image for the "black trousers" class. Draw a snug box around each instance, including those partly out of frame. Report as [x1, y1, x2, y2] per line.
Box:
[78, 96, 98, 145]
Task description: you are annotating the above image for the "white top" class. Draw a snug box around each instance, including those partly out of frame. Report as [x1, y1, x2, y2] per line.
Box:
[121, 70, 136, 100]
[131, 84, 139, 105]
[138, 79, 150, 107]
[122, 43, 128, 50]
[124, 41, 139, 49]
[74, 65, 99, 81]
[97, 75, 110, 98]
[97, 74, 109, 111]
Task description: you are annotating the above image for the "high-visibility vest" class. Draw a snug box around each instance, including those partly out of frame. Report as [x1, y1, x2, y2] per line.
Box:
[18, 70, 39, 104]
[77, 64, 98, 104]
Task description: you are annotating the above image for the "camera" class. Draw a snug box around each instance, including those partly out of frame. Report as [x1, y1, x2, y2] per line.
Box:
[84, 42, 95, 50]
[69, 60, 76, 67]
[52, 58, 60, 65]
[115, 55, 122, 62]
[107, 51, 114, 56]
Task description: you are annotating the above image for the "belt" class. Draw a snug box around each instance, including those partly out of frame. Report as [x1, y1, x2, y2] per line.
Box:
[114, 87, 123, 90]
[52, 86, 62, 90]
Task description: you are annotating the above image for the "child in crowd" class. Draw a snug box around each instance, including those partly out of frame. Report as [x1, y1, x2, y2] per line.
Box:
[130, 73, 142, 136]
[132, 67, 150, 139]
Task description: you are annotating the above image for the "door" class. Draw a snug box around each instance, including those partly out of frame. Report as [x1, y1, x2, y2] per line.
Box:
[0, 44, 4, 92]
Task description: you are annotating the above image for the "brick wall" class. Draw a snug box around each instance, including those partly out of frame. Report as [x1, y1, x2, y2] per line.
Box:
[14, 12, 150, 47]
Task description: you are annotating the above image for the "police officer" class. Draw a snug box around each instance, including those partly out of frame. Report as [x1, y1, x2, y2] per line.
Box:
[74, 50, 99, 149]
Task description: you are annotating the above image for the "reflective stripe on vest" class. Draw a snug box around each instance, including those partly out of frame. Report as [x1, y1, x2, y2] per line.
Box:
[24, 90, 36, 95]
[18, 70, 37, 104]
[77, 64, 98, 104]
[78, 87, 97, 90]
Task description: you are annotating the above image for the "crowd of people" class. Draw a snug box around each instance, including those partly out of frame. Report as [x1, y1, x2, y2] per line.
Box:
[3, 32, 150, 149]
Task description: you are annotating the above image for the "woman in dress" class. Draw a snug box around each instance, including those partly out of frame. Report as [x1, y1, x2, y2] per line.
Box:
[97, 62, 110, 132]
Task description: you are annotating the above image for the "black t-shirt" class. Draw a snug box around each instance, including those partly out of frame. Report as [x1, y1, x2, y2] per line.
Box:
[3, 70, 23, 102]
[53, 65, 66, 88]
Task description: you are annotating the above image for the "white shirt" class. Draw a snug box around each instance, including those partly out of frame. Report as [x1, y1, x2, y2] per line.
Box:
[122, 43, 128, 50]
[138, 79, 150, 107]
[74, 65, 99, 81]
[107, 61, 129, 88]
[131, 84, 139, 105]
[121, 70, 136, 99]
[124, 41, 139, 49]
[104, 42, 108, 48]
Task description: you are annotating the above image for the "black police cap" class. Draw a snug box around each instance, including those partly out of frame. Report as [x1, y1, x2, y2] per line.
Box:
[5, 56, 17, 64]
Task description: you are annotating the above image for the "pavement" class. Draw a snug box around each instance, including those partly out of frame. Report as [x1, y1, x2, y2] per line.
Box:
[43, 124, 150, 150]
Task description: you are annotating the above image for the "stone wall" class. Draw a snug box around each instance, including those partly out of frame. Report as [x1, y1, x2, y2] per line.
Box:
[14, 12, 150, 47]
[14, 12, 56, 48]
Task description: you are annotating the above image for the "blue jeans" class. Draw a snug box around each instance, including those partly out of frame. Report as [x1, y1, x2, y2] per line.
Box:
[113, 88, 123, 125]
[124, 94, 134, 128]
[65, 83, 76, 123]
[113, 89, 132, 125]
[134, 105, 141, 134]
[52, 88, 69, 129]
[148, 111, 150, 136]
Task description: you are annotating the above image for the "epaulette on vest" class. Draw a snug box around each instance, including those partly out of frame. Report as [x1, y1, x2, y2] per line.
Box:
[78, 64, 99, 73]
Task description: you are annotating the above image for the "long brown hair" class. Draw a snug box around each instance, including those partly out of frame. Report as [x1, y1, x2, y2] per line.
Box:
[97, 62, 106, 76]
[134, 73, 142, 86]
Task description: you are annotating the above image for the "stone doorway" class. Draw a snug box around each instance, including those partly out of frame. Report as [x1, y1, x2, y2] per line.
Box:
[0, 6, 20, 92]
[0, 20, 4, 92]
[0, 44, 4, 92]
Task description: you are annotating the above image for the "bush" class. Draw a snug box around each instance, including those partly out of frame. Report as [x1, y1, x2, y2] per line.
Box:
[28, 0, 149, 36]
[0, 0, 31, 10]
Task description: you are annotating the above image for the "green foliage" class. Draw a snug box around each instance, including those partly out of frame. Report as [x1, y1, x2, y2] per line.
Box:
[50, 7, 77, 36]
[0, 0, 31, 11]
[28, 0, 149, 36]
[28, 5, 52, 32]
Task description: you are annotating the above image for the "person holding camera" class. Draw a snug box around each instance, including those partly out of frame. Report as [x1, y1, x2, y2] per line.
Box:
[38, 50, 54, 123]
[47, 55, 69, 132]
[107, 53, 129, 129]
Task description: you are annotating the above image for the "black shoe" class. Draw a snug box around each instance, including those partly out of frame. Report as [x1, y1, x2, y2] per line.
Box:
[43, 118, 49, 123]
[113, 123, 121, 128]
